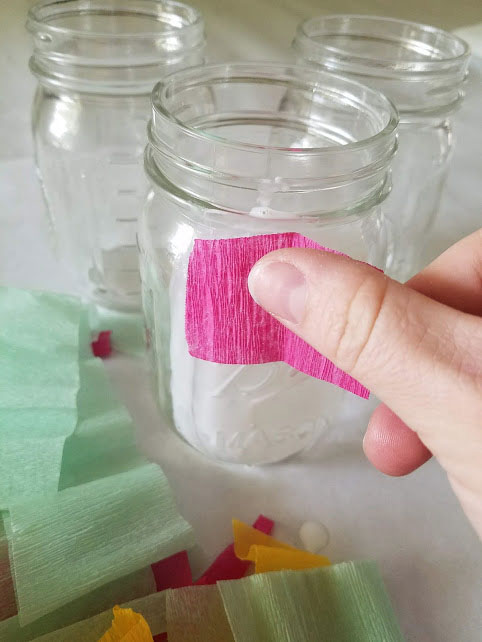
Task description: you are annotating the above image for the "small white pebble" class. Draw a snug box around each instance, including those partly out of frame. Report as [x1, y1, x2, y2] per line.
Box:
[299, 521, 330, 553]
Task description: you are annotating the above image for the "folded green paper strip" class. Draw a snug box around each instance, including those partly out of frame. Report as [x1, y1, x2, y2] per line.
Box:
[166, 584, 234, 642]
[59, 357, 145, 490]
[32, 562, 403, 641]
[32, 590, 167, 642]
[0, 287, 195, 628]
[7, 462, 194, 624]
[218, 562, 404, 642]
[0, 288, 83, 506]
[0, 566, 156, 641]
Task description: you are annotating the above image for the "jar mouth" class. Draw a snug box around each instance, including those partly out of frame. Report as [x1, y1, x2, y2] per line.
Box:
[147, 62, 398, 216]
[27, 0, 203, 42]
[149, 62, 398, 182]
[27, 0, 205, 93]
[294, 15, 470, 75]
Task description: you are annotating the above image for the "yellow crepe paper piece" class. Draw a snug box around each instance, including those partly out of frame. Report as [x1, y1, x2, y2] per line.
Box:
[99, 606, 153, 642]
[249, 545, 330, 573]
[233, 519, 330, 573]
[233, 519, 298, 559]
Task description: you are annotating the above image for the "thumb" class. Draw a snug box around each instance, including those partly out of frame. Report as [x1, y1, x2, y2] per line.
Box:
[247, 249, 482, 441]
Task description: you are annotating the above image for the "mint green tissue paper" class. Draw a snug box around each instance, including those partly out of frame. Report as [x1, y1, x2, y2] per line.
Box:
[0, 287, 194, 630]
[7, 463, 194, 624]
[218, 562, 405, 642]
[32, 590, 167, 642]
[0, 288, 81, 406]
[59, 358, 144, 489]
[0, 566, 156, 641]
[0, 288, 83, 506]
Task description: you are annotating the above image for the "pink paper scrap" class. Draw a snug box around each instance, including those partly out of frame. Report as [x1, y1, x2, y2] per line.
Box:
[151, 550, 193, 591]
[91, 330, 112, 358]
[185, 233, 369, 398]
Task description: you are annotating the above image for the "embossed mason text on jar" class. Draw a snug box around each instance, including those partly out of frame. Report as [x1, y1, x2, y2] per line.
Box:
[293, 16, 470, 281]
[27, 0, 205, 310]
[139, 63, 398, 465]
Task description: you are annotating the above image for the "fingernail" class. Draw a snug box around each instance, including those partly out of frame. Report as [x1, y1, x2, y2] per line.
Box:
[248, 261, 307, 324]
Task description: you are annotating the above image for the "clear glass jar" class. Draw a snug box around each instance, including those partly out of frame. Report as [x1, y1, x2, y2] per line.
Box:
[293, 15, 470, 281]
[27, 0, 205, 310]
[139, 62, 398, 465]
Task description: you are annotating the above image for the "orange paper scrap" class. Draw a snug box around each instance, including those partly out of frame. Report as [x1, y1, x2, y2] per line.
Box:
[233, 519, 330, 573]
[99, 606, 154, 642]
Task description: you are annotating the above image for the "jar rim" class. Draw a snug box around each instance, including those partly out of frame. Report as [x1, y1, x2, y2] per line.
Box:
[27, 0, 203, 40]
[293, 15, 470, 73]
[151, 61, 398, 159]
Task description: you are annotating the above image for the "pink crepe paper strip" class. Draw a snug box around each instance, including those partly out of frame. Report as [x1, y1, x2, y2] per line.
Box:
[91, 330, 112, 358]
[0, 552, 17, 622]
[185, 233, 369, 398]
[194, 515, 274, 585]
[151, 550, 193, 591]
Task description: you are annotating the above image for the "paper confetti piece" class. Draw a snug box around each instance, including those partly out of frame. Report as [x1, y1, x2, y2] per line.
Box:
[166, 585, 234, 641]
[233, 519, 297, 560]
[98, 606, 154, 641]
[151, 551, 193, 591]
[248, 545, 330, 573]
[232, 519, 330, 573]
[0, 287, 83, 506]
[195, 515, 274, 585]
[218, 563, 405, 642]
[89, 307, 146, 357]
[91, 331, 112, 358]
[7, 464, 194, 624]
[31, 591, 167, 642]
[185, 234, 369, 398]
[299, 521, 330, 553]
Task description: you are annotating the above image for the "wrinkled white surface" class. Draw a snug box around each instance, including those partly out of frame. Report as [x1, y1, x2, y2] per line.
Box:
[1, 3, 481, 640]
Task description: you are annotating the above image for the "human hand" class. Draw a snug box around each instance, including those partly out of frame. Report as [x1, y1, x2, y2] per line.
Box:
[248, 229, 482, 537]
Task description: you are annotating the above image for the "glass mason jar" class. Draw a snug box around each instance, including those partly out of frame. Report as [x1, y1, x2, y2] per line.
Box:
[139, 62, 398, 465]
[27, 0, 205, 310]
[293, 15, 470, 281]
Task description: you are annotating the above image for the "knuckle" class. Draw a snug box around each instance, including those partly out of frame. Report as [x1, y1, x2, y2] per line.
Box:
[333, 273, 391, 373]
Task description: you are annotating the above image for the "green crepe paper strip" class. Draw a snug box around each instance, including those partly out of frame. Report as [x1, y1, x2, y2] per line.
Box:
[31, 590, 167, 642]
[6, 463, 195, 624]
[89, 306, 146, 357]
[59, 357, 145, 490]
[218, 562, 405, 642]
[0, 566, 156, 641]
[0, 287, 83, 506]
[166, 585, 235, 642]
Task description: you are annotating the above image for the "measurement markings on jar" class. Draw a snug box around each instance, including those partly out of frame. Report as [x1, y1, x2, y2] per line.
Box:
[106, 152, 145, 226]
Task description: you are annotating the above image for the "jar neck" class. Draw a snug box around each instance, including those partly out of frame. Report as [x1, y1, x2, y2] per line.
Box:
[27, 0, 205, 94]
[293, 15, 470, 120]
[146, 62, 398, 219]
[145, 145, 393, 220]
